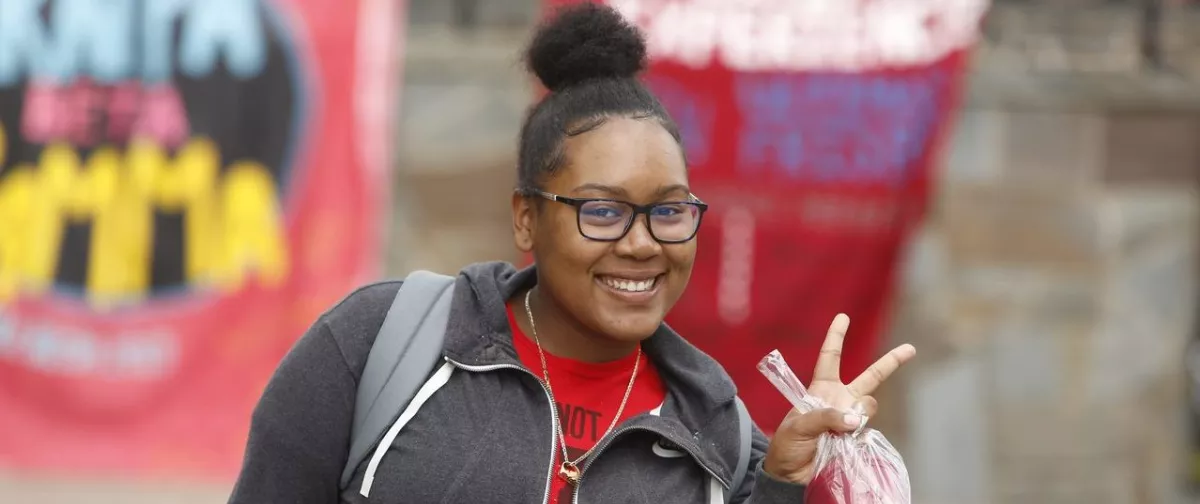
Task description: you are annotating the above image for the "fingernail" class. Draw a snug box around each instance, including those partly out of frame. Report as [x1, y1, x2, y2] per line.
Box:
[851, 402, 866, 415]
[843, 414, 862, 428]
[832, 314, 850, 332]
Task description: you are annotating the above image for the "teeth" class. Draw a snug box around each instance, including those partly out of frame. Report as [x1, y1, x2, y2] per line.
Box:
[602, 276, 656, 293]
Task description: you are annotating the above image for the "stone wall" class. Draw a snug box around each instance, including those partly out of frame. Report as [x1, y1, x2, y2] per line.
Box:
[897, 4, 1200, 504]
[900, 106, 1199, 504]
[387, 24, 530, 275]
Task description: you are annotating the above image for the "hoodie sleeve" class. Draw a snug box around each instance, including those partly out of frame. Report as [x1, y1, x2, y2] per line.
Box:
[227, 318, 356, 504]
[735, 423, 808, 504]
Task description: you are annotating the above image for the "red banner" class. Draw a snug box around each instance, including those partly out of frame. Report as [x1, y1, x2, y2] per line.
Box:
[0, 0, 400, 478]
[547, 0, 986, 430]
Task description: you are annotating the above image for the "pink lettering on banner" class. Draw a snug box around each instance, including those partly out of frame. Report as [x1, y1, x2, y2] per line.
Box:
[133, 85, 190, 148]
[105, 82, 143, 143]
[20, 80, 62, 144]
[63, 79, 106, 146]
[18, 80, 192, 148]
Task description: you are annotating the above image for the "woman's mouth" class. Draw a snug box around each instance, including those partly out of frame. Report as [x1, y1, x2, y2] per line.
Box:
[595, 274, 663, 302]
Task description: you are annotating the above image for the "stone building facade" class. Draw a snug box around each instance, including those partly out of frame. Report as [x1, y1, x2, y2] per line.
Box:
[897, 4, 1200, 504]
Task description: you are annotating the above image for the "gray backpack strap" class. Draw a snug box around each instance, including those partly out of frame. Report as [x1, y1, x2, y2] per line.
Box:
[728, 397, 752, 503]
[339, 270, 456, 489]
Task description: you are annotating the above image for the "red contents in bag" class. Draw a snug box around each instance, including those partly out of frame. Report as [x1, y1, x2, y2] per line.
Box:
[805, 451, 907, 504]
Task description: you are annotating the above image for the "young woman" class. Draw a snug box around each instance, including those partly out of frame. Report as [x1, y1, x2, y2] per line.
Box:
[228, 4, 916, 503]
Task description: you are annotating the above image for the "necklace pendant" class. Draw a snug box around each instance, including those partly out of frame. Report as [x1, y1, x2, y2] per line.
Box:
[559, 461, 581, 486]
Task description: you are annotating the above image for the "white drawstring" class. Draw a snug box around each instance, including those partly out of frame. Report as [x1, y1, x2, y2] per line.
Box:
[708, 476, 726, 504]
[360, 361, 455, 497]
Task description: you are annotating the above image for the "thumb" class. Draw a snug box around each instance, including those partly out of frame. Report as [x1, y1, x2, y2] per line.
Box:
[788, 407, 864, 438]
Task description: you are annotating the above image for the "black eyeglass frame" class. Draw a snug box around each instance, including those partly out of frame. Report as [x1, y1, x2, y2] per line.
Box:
[525, 189, 710, 244]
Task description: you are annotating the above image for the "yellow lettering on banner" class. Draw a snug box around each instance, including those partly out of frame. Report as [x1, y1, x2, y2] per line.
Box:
[84, 147, 136, 306]
[218, 161, 288, 291]
[126, 138, 167, 196]
[0, 133, 288, 305]
[63, 146, 120, 220]
[0, 167, 35, 303]
[171, 139, 220, 284]
[24, 144, 77, 294]
[129, 137, 224, 286]
[0, 120, 9, 302]
[122, 139, 167, 298]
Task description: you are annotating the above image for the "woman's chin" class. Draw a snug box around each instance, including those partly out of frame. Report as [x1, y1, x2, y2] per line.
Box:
[596, 317, 664, 344]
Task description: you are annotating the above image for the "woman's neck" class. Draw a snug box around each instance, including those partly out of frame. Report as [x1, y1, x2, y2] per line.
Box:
[510, 287, 639, 364]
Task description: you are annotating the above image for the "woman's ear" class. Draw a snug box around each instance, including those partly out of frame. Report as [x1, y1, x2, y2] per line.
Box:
[512, 190, 536, 253]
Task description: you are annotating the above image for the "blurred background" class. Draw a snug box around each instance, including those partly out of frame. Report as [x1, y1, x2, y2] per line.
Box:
[2, 0, 1200, 503]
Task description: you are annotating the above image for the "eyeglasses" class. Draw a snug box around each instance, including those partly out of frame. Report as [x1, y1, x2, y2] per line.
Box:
[529, 190, 709, 243]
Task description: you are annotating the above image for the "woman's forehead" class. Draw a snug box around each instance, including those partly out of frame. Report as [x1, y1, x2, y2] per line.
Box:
[553, 117, 688, 196]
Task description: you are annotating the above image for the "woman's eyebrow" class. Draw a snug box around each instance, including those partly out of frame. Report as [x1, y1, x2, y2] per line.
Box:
[571, 183, 628, 197]
[654, 184, 691, 198]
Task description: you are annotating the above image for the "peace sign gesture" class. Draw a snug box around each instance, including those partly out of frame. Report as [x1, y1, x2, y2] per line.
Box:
[761, 314, 917, 484]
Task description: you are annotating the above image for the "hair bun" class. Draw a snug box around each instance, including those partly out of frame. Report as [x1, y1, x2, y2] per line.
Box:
[525, 3, 648, 92]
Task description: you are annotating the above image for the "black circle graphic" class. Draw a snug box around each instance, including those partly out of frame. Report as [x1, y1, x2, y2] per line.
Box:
[0, 0, 304, 305]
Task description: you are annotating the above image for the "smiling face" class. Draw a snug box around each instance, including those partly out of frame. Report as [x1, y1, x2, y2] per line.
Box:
[513, 116, 697, 343]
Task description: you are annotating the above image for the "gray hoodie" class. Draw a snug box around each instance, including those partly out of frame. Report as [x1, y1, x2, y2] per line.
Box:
[229, 262, 806, 503]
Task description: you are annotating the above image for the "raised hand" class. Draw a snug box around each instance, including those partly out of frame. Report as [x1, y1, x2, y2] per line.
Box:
[761, 314, 917, 484]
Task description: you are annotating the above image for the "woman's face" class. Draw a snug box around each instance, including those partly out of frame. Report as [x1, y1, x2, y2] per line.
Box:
[514, 116, 696, 343]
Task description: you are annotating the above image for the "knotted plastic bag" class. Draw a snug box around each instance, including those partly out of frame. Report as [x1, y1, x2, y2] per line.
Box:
[757, 350, 911, 504]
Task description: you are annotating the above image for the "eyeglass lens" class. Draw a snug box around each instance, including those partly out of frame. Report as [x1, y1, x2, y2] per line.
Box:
[578, 201, 701, 242]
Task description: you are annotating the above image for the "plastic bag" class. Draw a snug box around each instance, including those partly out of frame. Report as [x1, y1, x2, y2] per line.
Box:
[757, 350, 911, 504]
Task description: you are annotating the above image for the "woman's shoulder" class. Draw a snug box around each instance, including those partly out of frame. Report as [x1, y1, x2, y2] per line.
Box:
[315, 280, 405, 377]
[321, 280, 404, 330]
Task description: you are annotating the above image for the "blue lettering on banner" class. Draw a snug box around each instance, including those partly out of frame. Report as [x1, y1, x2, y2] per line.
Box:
[177, 0, 266, 80]
[735, 69, 948, 185]
[647, 75, 715, 167]
[0, 0, 48, 84]
[142, 0, 195, 82]
[0, 0, 266, 85]
[43, 0, 137, 83]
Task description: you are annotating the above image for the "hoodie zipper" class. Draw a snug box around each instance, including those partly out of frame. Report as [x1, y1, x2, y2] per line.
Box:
[572, 425, 729, 504]
[445, 357, 558, 504]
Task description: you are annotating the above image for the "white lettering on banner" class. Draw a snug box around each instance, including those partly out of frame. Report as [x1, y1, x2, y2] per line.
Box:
[0, 309, 178, 379]
[718, 206, 755, 326]
[608, 0, 990, 71]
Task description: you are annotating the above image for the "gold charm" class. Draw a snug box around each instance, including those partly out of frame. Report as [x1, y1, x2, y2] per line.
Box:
[559, 462, 581, 485]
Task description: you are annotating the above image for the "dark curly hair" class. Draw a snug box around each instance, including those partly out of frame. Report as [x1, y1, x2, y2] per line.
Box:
[516, 2, 683, 195]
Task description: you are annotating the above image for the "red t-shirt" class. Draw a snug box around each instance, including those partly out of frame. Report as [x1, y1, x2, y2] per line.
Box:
[507, 304, 667, 504]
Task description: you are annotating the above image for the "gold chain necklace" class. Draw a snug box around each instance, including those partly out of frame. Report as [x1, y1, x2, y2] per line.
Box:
[523, 289, 641, 486]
